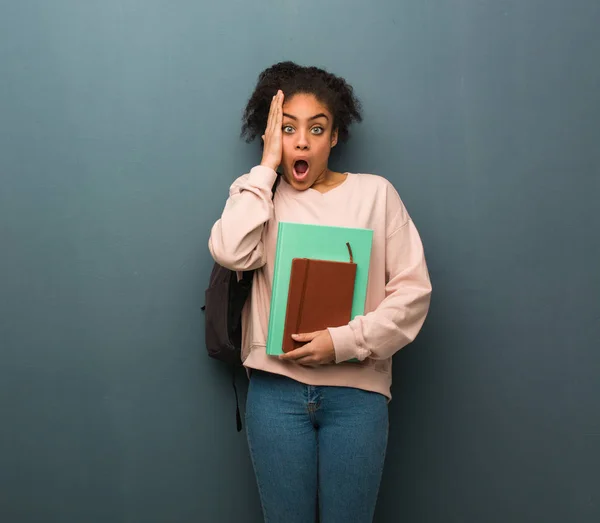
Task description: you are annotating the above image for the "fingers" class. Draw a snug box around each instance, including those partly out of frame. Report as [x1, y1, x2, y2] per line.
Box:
[292, 331, 320, 342]
[275, 90, 284, 127]
[279, 344, 315, 362]
[279, 341, 321, 364]
[279, 345, 329, 367]
[266, 95, 276, 136]
[268, 91, 283, 131]
[266, 93, 276, 127]
[279, 345, 312, 361]
[260, 91, 283, 170]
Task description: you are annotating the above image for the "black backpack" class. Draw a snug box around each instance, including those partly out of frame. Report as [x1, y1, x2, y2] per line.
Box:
[202, 175, 280, 431]
[203, 265, 253, 367]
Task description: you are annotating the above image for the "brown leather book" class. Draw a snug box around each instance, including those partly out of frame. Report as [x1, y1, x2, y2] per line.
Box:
[282, 257, 357, 353]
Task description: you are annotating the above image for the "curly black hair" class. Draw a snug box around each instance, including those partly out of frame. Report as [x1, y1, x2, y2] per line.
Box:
[241, 61, 362, 144]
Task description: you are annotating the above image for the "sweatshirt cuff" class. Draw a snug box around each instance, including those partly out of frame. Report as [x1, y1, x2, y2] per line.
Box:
[247, 165, 278, 191]
[328, 325, 362, 363]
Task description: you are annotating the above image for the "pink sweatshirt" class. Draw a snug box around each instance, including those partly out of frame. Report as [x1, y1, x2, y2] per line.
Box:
[208, 165, 432, 399]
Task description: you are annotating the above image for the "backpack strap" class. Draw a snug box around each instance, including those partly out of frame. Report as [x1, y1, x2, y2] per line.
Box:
[232, 366, 242, 432]
[272, 173, 281, 196]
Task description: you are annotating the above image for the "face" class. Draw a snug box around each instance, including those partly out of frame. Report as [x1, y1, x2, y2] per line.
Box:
[280, 93, 338, 190]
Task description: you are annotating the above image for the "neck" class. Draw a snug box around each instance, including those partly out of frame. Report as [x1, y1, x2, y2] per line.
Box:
[313, 167, 333, 187]
[311, 169, 347, 194]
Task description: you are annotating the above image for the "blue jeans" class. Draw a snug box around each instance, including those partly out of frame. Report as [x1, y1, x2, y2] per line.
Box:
[245, 370, 389, 523]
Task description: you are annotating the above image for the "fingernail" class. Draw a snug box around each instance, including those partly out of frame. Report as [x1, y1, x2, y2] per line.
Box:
[291, 334, 299, 339]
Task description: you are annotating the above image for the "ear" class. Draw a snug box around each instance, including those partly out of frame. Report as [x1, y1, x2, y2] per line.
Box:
[330, 128, 339, 148]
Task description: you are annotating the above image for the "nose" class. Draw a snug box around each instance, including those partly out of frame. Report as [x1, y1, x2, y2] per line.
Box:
[295, 130, 310, 150]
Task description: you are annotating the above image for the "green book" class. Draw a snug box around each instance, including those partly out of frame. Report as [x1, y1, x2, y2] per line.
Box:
[266, 221, 374, 357]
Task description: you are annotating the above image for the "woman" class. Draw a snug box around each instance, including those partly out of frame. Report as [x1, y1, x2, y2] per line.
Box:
[209, 61, 432, 523]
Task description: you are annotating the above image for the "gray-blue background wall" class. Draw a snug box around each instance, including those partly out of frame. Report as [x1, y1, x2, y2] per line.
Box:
[1, 1, 598, 522]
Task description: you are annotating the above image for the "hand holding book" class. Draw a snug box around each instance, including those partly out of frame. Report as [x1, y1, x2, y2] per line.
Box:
[278, 330, 336, 366]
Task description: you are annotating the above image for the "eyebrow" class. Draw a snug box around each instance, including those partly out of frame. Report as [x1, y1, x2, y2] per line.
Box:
[282, 113, 330, 122]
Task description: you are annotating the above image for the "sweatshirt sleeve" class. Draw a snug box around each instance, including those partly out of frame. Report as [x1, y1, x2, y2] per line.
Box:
[208, 165, 278, 271]
[328, 195, 432, 363]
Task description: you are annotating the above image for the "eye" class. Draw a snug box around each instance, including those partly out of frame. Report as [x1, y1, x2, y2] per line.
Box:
[311, 126, 324, 135]
[283, 125, 295, 134]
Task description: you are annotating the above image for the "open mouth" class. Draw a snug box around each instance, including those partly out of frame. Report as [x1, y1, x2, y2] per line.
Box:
[293, 160, 310, 182]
